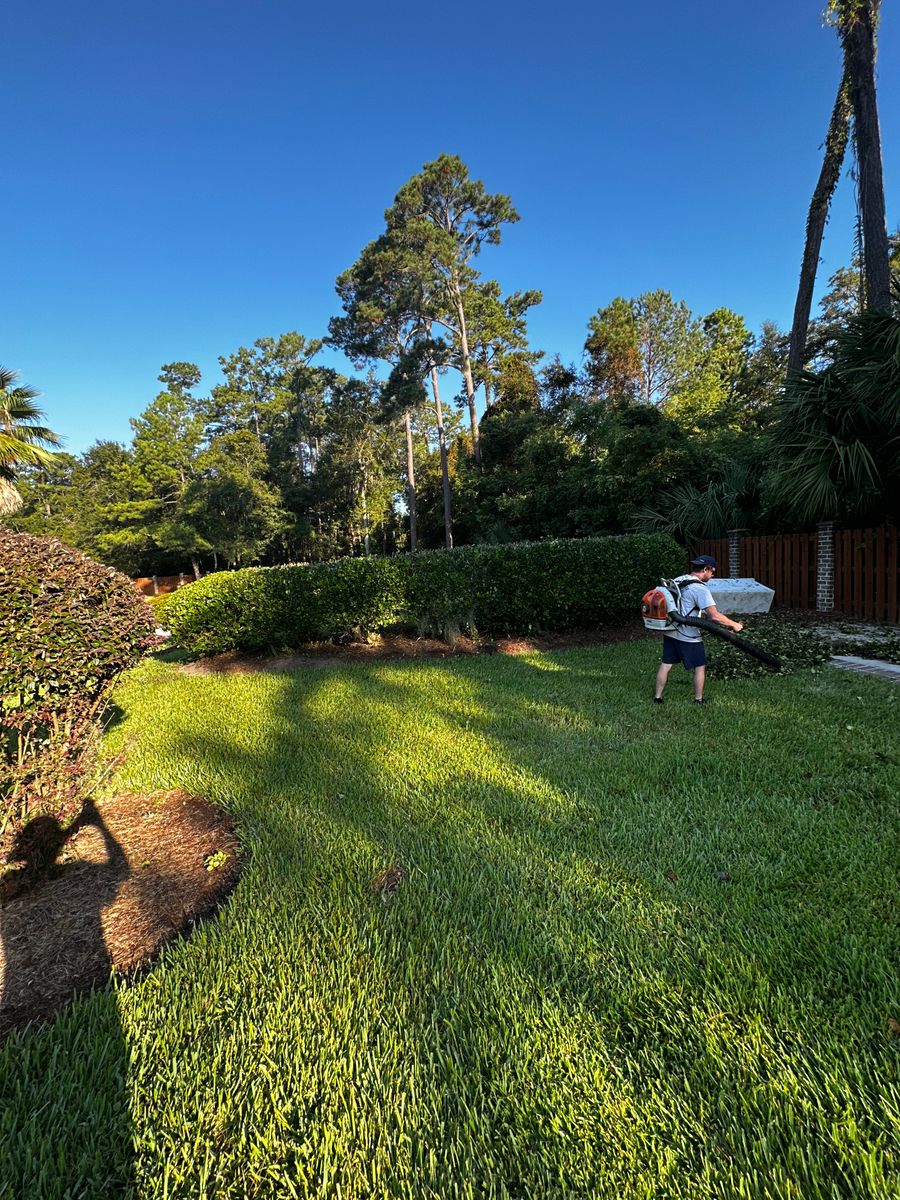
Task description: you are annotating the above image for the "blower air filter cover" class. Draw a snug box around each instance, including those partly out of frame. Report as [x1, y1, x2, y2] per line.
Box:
[641, 586, 676, 632]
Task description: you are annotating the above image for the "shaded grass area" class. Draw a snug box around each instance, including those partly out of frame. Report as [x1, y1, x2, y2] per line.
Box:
[1, 640, 898, 1198]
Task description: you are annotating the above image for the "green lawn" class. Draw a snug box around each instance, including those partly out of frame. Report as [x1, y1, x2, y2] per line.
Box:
[2, 642, 899, 1199]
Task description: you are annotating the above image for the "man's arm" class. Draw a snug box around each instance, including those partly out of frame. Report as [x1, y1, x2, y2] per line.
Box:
[705, 605, 743, 633]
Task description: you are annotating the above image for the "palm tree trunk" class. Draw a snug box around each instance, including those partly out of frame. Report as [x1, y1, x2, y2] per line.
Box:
[430, 368, 453, 549]
[841, 0, 891, 313]
[0, 479, 22, 515]
[404, 409, 417, 551]
[788, 71, 852, 375]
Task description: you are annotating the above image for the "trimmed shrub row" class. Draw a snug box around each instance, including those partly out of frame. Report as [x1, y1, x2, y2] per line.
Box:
[160, 534, 684, 655]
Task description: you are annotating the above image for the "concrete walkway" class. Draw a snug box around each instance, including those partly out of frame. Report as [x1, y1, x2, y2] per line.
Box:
[829, 655, 900, 683]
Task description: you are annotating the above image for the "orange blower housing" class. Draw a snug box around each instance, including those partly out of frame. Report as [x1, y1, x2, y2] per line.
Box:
[641, 586, 677, 632]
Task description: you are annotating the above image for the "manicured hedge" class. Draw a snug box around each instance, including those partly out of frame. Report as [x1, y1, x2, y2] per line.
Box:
[1, 529, 157, 823]
[160, 533, 684, 655]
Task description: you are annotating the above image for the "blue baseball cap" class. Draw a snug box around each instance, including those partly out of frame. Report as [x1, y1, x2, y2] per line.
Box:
[690, 554, 717, 568]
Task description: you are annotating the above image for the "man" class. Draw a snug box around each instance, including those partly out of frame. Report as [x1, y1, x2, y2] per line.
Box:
[654, 555, 744, 704]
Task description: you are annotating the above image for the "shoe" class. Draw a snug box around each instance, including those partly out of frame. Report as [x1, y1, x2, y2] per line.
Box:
[694, 698, 706, 705]
[653, 697, 664, 704]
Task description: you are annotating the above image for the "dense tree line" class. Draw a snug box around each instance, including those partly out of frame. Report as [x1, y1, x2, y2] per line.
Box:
[10, 255, 891, 574]
[8, 164, 899, 571]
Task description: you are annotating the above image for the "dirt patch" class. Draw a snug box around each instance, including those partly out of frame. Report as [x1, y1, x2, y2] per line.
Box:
[179, 624, 644, 676]
[0, 790, 240, 1037]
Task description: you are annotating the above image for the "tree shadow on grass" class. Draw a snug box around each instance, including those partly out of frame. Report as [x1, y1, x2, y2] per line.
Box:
[143, 653, 898, 1194]
[0, 801, 135, 1199]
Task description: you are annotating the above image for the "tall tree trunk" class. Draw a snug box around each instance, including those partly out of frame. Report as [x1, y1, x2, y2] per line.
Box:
[361, 476, 371, 556]
[430, 367, 453, 549]
[191, 555, 201, 580]
[295, 409, 306, 477]
[788, 70, 852, 376]
[483, 373, 492, 411]
[404, 409, 417, 551]
[841, 0, 891, 313]
[452, 281, 481, 468]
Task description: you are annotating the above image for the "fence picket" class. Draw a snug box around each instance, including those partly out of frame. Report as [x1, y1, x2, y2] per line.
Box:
[875, 527, 886, 621]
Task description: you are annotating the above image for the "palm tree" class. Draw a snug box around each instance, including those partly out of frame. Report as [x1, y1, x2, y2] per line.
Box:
[788, 0, 891, 373]
[787, 70, 852, 375]
[0, 366, 61, 515]
[837, 0, 891, 313]
[770, 301, 900, 526]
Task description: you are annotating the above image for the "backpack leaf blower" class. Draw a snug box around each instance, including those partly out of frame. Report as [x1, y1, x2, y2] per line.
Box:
[641, 579, 783, 670]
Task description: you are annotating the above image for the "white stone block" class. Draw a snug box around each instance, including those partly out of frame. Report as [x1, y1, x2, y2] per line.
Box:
[707, 578, 775, 614]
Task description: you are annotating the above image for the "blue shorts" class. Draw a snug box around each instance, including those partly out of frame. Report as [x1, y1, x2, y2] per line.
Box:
[661, 636, 705, 669]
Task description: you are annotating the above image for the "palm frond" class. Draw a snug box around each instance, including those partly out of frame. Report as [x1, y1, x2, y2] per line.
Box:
[0, 367, 61, 477]
[0, 435, 60, 470]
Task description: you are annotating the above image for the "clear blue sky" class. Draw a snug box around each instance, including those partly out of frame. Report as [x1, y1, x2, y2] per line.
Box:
[5, 0, 898, 454]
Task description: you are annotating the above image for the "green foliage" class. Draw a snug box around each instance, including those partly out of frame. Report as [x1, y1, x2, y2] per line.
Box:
[463, 282, 543, 405]
[632, 459, 762, 542]
[143, 593, 169, 616]
[0, 529, 156, 824]
[585, 291, 702, 407]
[186, 430, 284, 568]
[584, 296, 642, 397]
[807, 233, 900, 365]
[767, 304, 900, 525]
[663, 308, 754, 436]
[703, 613, 834, 680]
[160, 534, 683, 654]
[160, 556, 408, 654]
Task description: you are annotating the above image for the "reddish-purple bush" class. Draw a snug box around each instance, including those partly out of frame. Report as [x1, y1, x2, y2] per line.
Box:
[1, 529, 157, 828]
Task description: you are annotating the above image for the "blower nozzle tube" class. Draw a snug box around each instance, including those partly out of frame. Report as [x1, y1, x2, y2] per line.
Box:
[671, 614, 783, 670]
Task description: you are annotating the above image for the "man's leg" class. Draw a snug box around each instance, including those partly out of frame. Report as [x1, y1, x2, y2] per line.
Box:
[693, 664, 706, 700]
[655, 662, 673, 700]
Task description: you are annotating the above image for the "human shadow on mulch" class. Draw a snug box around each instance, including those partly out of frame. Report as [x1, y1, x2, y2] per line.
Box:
[1, 799, 128, 1026]
[0, 791, 241, 1196]
[0, 800, 136, 1196]
[1, 790, 240, 1036]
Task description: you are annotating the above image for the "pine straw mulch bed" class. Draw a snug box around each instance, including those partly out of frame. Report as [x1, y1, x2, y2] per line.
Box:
[176, 623, 646, 676]
[0, 789, 240, 1038]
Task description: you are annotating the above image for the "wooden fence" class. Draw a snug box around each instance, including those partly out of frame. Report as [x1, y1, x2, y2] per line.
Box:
[134, 574, 193, 597]
[740, 533, 818, 610]
[834, 527, 899, 623]
[691, 526, 899, 624]
[691, 537, 729, 570]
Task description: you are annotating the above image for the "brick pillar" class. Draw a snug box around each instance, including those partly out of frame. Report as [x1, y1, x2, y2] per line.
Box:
[816, 521, 834, 612]
[726, 528, 747, 579]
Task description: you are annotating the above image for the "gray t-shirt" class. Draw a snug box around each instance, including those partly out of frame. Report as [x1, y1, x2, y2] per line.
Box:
[666, 575, 715, 642]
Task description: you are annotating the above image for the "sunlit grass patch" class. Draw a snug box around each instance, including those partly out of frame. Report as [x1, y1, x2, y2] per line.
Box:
[1, 641, 898, 1199]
